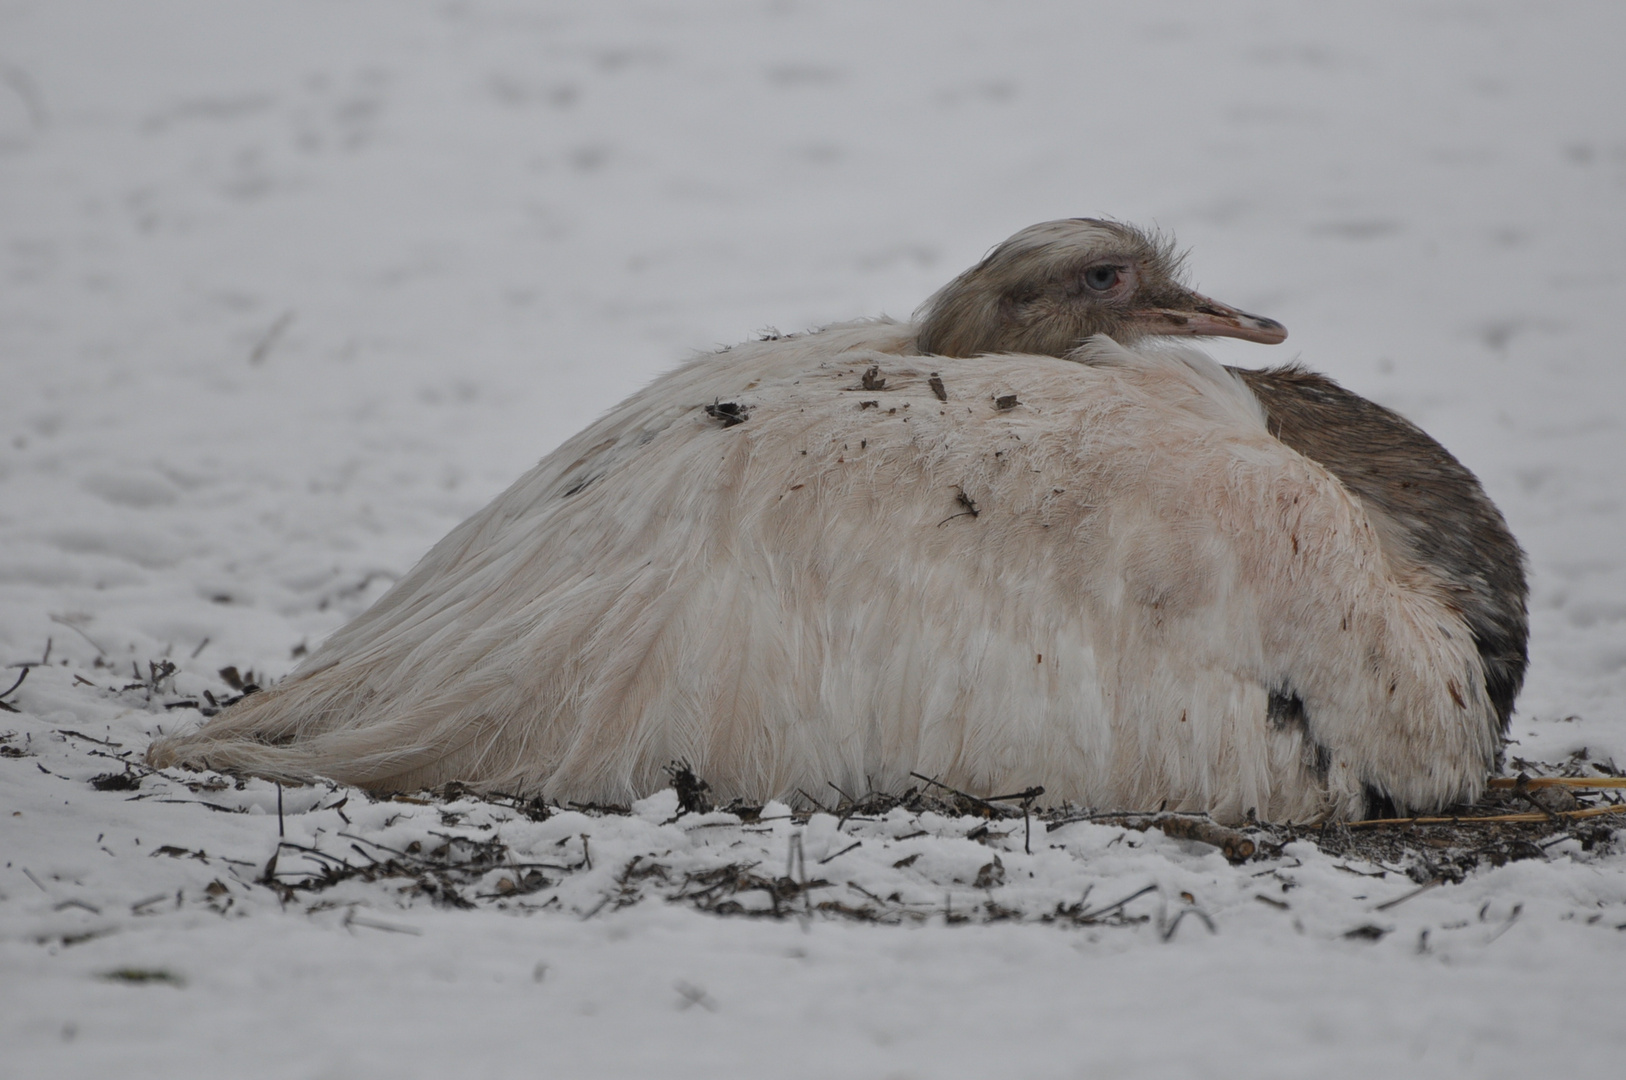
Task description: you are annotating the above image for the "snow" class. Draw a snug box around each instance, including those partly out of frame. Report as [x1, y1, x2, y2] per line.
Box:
[3, 1, 1626, 1075]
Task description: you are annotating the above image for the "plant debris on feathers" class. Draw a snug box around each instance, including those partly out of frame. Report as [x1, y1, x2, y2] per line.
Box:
[703, 399, 749, 427]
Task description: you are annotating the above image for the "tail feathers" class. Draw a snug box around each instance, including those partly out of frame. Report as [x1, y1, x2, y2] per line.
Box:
[147, 682, 456, 789]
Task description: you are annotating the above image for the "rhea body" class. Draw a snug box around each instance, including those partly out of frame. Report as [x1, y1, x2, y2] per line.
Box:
[149, 221, 1527, 821]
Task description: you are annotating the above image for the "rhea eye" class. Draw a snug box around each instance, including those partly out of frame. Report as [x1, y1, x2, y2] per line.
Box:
[1083, 265, 1122, 292]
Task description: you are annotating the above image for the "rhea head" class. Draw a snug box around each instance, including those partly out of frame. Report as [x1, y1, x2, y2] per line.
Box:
[915, 219, 1287, 359]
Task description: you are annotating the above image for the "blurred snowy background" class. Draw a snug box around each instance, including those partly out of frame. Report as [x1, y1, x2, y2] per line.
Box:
[3, 2, 1625, 1076]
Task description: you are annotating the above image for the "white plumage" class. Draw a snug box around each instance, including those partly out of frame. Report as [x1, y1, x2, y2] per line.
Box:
[150, 221, 1520, 821]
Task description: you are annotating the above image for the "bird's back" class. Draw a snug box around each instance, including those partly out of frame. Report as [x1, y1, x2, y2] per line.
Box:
[1235, 365, 1528, 735]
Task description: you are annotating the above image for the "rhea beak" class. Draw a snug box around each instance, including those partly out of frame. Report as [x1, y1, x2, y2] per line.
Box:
[1131, 291, 1288, 345]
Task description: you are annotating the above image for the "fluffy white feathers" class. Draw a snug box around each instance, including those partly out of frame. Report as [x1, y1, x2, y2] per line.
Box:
[150, 321, 1496, 820]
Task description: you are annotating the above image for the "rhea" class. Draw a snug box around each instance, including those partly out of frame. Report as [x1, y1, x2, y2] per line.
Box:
[149, 220, 1527, 822]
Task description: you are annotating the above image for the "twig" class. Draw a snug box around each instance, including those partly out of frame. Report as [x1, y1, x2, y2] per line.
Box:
[1146, 815, 1257, 860]
[1161, 903, 1216, 942]
[337, 832, 409, 858]
[1049, 810, 1255, 862]
[936, 487, 981, 527]
[1346, 804, 1626, 828]
[86, 749, 162, 779]
[786, 834, 805, 883]
[907, 773, 1042, 817]
[1047, 807, 1214, 828]
[1487, 776, 1626, 790]
[249, 310, 295, 365]
[341, 909, 421, 935]
[152, 799, 247, 814]
[0, 666, 28, 701]
[816, 840, 862, 866]
[909, 772, 994, 813]
[1483, 903, 1523, 945]
[795, 788, 832, 814]
[48, 615, 107, 657]
[1512, 787, 1563, 823]
[1074, 883, 1158, 923]
[1373, 879, 1442, 912]
[846, 881, 893, 907]
[273, 842, 351, 869]
[0, 64, 47, 131]
[53, 898, 101, 915]
[994, 787, 1045, 855]
[674, 980, 718, 1013]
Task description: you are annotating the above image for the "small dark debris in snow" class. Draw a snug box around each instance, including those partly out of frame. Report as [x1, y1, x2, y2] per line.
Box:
[217, 666, 261, 693]
[929, 372, 948, 401]
[58, 742, 1621, 930]
[973, 857, 1006, 889]
[994, 393, 1020, 411]
[90, 771, 141, 792]
[666, 761, 713, 815]
[248, 310, 295, 366]
[861, 365, 886, 391]
[1247, 771, 1622, 883]
[485, 869, 552, 898]
[53, 898, 101, 915]
[101, 968, 185, 987]
[674, 979, 718, 1012]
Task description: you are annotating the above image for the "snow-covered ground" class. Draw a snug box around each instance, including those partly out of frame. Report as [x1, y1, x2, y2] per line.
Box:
[3, 1, 1625, 1075]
